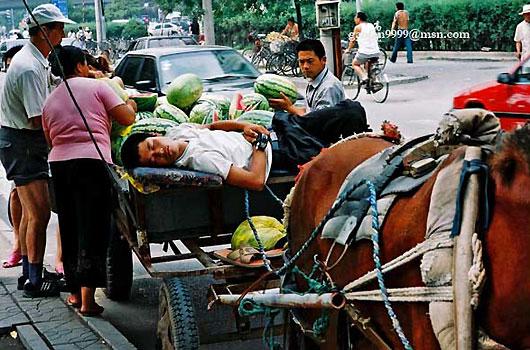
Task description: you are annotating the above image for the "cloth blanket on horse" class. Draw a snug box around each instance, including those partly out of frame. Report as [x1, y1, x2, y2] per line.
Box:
[271, 99, 371, 172]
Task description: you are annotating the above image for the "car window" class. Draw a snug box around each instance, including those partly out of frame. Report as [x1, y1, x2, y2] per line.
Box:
[164, 24, 173, 29]
[136, 40, 147, 50]
[148, 38, 185, 48]
[159, 50, 260, 86]
[137, 58, 157, 89]
[154, 24, 161, 30]
[117, 57, 143, 87]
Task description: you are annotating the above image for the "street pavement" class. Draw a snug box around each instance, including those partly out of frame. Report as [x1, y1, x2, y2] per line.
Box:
[0, 52, 517, 349]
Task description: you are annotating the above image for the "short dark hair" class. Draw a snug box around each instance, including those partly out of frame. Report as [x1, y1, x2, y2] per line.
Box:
[287, 17, 295, 23]
[396, 2, 405, 10]
[296, 39, 326, 59]
[28, 22, 60, 37]
[121, 133, 152, 169]
[356, 12, 367, 22]
[50, 45, 86, 77]
[3, 45, 22, 64]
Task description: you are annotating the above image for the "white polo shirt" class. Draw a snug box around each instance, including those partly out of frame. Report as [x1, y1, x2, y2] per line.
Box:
[0, 42, 52, 130]
[514, 20, 530, 58]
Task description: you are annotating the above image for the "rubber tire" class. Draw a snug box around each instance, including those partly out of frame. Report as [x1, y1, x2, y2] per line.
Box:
[341, 67, 361, 100]
[105, 216, 133, 301]
[156, 278, 199, 350]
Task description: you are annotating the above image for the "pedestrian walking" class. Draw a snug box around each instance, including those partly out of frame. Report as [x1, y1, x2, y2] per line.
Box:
[0, 3, 74, 298]
[42, 45, 136, 316]
[389, 2, 413, 64]
[191, 18, 200, 43]
[515, 4, 530, 60]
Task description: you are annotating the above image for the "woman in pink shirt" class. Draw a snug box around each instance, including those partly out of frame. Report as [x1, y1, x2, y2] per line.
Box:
[42, 46, 136, 316]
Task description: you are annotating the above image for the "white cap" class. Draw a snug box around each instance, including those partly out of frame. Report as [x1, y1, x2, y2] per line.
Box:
[519, 4, 530, 15]
[27, 4, 76, 28]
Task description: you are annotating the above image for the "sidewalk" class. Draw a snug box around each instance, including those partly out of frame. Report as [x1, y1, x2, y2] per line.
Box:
[0, 230, 137, 350]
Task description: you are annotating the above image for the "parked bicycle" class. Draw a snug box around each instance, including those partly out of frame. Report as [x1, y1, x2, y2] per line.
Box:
[341, 50, 389, 103]
[265, 40, 302, 77]
[242, 33, 272, 68]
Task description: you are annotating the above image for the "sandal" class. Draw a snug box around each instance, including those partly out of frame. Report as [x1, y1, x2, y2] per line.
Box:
[66, 295, 81, 308]
[2, 251, 22, 268]
[79, 304, 104, 317]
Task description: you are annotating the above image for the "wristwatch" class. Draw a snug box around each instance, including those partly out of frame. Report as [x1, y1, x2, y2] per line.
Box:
[252, 133, 270, 152]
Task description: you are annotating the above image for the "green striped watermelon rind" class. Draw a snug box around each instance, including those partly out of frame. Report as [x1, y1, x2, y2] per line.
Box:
[135, 111, 154, 121]
[153, 104, 189, 124]
[198, 94, 230, 118]
[130, 118, 179, 136]
[130, 93, 158, 112]
[237, 110, 274, 127]
[254, 74, 298, 104]
[189, 102, 219, 124]
[242, 93, 269, 111]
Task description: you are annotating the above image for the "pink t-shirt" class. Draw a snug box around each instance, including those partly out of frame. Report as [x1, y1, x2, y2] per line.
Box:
[42, 77, 124, 163]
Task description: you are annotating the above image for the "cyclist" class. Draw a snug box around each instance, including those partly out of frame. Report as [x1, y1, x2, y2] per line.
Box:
[281, 17, 299, 41]
[344, 12, 381, 88]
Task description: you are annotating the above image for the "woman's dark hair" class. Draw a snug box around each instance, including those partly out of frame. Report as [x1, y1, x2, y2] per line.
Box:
[50, 45, 86, 77]
[3, 45, 22, 64]
[396, 2, 405, 10]
[296, 39, 326, 59]
[121, 133, 152, 169]
[287, 17, 295, 23]
[356, 12, 367, 22]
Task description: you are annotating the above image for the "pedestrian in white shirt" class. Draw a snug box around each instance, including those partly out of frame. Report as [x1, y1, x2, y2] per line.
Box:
[515, 4, 530, 60]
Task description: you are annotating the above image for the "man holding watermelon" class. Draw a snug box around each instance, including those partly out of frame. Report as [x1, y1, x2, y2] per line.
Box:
[0, 4, 75, 297]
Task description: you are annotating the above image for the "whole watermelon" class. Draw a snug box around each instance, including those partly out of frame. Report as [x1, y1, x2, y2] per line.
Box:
[156, 96, 168, 108]
[242, 93, 269, 111]
[237, 110, 274, 127]
[166, 73, 203, 109]
[153, 104, 189, 124]
[189, 102, 220, 124]
[254, 74, 298, 104]
[198, 94, 231, 119]
[111, 135, 126, 166]
[231, 216, 287, 251]
[130, 118, 179, 135]
[130, 93, 158, 112]
[136, 111, 154, 121]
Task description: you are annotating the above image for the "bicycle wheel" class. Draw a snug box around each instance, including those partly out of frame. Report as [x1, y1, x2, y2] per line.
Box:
[267, 53, 288, 75]
[377, 49, 388, 71]
[369, 73, 389, 103]
[341, 67, 361, 100]
[242, 48, 253, 61]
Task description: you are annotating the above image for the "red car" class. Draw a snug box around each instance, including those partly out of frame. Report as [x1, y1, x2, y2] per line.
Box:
[453, 54, 530, 130]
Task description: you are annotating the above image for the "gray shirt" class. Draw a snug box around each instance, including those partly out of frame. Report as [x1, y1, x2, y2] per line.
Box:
[305, 67, 345, 113]
[0, 42, 52, 130]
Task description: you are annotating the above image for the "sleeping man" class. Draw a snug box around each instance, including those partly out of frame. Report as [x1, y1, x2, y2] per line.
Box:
[121, 103, 371, 190]
[121, 121, 272, 190]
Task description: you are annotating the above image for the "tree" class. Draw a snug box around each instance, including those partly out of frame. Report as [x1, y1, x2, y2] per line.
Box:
[103, 0, 142, 21]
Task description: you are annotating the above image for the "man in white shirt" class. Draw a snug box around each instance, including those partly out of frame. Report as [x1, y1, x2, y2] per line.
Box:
[345, 12, 380, 84]
[515, 4, 530, 60]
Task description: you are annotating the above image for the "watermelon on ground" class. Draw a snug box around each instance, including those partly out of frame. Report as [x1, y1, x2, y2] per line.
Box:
[153, 104, 189, 124]
[136, 111, 154, 121]
[237, 110, 275, 127]
[166, 73, 203, 109]
[254, 74, 298, 104]
[130, 93, 158, 112]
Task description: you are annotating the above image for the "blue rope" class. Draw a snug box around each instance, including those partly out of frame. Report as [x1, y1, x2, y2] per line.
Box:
[244, 190, 274, 272]
[366, 181, 413, 350]
[265, 185, 285, 207]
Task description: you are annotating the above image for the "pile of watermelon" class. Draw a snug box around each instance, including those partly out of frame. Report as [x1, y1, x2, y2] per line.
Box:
[110, 73, 298, 166]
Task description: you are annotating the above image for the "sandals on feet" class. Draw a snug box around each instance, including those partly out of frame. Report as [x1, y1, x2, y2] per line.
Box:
[79, 305, 104, 317]
[66, 295, 81, 308]
[2, 251, 22, 268]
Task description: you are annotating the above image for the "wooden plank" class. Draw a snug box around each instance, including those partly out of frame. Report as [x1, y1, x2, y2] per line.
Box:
[182, 238, 217, 268]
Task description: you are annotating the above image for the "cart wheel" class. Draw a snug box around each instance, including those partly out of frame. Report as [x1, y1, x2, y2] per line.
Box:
[156, 278, 199, 350]
[105, 216, 133, 301]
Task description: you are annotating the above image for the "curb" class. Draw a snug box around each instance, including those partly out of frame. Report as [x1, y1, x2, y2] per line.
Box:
[422, 57, 516, 62]
[17, 325, 50, 350]
[58, 294, 137, 350]
[388, 75, 429, 86]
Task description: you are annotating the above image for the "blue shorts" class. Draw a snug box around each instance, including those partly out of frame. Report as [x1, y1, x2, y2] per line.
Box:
[0, 127, 49, 186]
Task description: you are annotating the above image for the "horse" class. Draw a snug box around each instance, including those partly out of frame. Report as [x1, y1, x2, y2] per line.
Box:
[287, 125, 530, 350]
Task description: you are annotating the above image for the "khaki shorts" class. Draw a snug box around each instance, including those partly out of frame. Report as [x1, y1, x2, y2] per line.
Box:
[354, 52, 380, 65]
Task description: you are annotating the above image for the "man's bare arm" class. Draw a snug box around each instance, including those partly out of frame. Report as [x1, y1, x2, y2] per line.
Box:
[225, 149, 267, 190]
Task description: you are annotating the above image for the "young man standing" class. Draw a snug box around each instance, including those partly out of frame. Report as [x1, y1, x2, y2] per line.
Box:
[269, 39, 345, 116]
[0, 4, 74, 297]
[345, 12, 381, 85]
[515, 4, 530, 60]
[389, 2, 413, 64]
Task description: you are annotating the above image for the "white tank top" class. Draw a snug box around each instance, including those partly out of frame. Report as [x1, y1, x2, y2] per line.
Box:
[357, 22, 380, 55]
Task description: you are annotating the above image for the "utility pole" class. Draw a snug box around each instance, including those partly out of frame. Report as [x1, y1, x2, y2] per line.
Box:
[10, 9, 14, 31]
[82, 0, 85, 23]
[202, 0, 215, 45]
[94, 0, 106, 48]
[356, 0, 362, 13]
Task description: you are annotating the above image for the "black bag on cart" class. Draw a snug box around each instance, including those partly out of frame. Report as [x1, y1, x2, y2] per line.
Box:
[271, 99, 371, 171]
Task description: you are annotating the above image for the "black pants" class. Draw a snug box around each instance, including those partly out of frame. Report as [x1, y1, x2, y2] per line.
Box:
[50, 159, 112, 292]
[271, 99, 370, 171]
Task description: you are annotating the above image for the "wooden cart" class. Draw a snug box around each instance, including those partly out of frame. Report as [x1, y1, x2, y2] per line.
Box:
[107, 166, 295, 349]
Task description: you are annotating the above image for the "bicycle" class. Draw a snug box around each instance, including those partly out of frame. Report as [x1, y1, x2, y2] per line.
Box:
[341, 51, 389, 103]
[265, 40, 301, 77]
[241, 34, 272, 68]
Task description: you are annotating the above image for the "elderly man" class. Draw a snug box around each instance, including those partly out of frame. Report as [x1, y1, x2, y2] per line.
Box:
[515, 4, 530, 60]
[0, 4, 74, 298]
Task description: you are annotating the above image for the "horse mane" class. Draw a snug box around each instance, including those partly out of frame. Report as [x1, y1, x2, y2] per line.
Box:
[490, 123, 530, 187]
